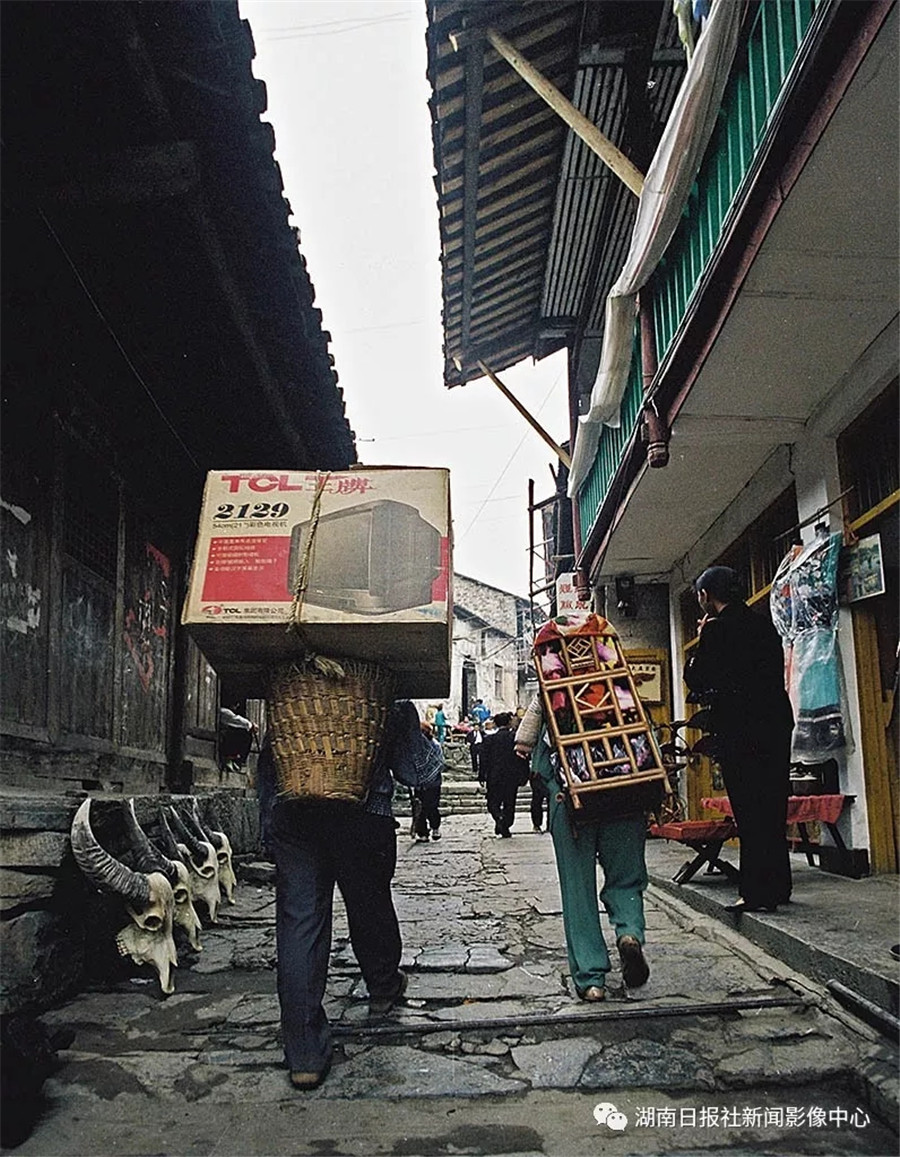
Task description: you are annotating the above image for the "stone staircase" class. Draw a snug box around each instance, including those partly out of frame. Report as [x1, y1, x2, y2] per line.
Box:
[393, 740, 531, 818]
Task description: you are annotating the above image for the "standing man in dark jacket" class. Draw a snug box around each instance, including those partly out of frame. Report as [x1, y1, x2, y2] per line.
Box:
[479, 713, 528, 837]
[684, 566, 794, 912]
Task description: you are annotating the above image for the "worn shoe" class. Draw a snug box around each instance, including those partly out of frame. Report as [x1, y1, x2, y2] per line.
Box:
[724, 899, 779, 913]
[577, 985, 606, 1002]
[431, 830, 442, 841]
[290, 1067, 328, 1090]
[618, 935, 650, 987]
[532, 825, 543, 833]
[369, 970, 408, 1016]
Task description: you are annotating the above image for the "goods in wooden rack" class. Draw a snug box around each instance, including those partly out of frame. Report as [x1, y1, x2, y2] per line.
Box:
[534, 613, 669, 822]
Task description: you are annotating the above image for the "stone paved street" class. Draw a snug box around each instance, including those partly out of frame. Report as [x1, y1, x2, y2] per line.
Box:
[19, 813, 899, 1156]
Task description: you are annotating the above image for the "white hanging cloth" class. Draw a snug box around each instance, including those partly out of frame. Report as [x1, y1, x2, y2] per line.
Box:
[568, 0, 743, 496]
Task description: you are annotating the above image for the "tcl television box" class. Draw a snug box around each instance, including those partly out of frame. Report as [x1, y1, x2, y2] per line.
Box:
[182, 467, 452, 697]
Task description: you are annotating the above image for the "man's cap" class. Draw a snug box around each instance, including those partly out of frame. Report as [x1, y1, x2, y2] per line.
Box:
[694, 565, 743, 602]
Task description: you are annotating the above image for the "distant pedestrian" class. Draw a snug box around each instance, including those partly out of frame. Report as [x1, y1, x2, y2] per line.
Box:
[529, 771, 548, 833]
[412, 722, 444, 842]
[433, 703, 447, 744]
[470, 698, 490, 727]
[467, 724, 483, 779]
[479, 712, 528, 838]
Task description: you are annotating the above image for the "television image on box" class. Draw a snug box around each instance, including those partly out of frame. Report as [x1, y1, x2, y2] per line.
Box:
[287, 499, 443, 613]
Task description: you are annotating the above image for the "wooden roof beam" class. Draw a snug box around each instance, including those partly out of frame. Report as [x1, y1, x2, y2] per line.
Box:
[457, 36, 484, 374]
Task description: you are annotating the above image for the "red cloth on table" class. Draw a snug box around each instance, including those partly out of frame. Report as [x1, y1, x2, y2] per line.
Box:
[701, 795, 846, 825]
[650, 818, 737, 842]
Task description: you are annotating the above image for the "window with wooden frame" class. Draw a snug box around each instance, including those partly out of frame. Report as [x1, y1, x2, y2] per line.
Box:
[679, 484, 799, 645]
[838, 379, 899, 526]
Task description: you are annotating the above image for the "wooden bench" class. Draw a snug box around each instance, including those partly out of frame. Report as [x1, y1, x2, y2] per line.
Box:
[701, 794, 853, 866]
[649, 817, 739, 885]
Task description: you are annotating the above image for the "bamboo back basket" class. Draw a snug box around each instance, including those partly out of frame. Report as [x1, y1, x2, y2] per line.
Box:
[534, 613, 668, 821]
[267, 660, 396, 803]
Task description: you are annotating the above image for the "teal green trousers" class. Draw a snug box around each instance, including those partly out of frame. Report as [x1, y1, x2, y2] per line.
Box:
[536, 736, 648, 993]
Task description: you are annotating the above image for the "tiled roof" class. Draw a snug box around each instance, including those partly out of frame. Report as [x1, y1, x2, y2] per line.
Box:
[426, 1, 685, 391]
[2, 0, 355, 473]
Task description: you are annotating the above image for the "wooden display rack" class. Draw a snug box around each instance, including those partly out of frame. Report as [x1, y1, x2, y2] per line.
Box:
[534, 614, 669, 818]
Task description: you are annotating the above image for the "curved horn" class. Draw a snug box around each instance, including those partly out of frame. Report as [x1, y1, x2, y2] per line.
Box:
[188, 798, 224, 850]
[155, 809, 184, 863]
[183, 800, 211, 843]
[205, 801, 224, 833]
[123, 799, 178, 885]
[70, 798, 150, 909]
[166, 806, 207, 864]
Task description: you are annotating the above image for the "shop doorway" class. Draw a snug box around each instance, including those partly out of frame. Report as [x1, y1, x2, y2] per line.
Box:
[839, 380, 899, 873]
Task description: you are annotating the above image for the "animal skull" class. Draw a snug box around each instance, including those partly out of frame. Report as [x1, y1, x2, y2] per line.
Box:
[123, 799, 202, 953]
[169, 858, 203, 951]
[70, 798, 178, 995]
[166, 806, 221, 923]
[116, 872, 177, 995]
[188, 800, 237, 905]
[209, 830, 237, 904]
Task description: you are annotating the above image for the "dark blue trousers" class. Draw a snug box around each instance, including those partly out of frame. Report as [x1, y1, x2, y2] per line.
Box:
[271, 800, 402, 1072]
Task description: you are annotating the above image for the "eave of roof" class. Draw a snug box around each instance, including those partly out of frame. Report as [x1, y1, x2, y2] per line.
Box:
[1, 0, 356, 473]
[426, 1, 685, 391]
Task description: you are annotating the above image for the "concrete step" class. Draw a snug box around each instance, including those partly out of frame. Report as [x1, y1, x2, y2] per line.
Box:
[395, 781, 531, 818]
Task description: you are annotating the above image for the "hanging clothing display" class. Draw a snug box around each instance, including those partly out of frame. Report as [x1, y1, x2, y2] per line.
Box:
[770, 531, 848, 763]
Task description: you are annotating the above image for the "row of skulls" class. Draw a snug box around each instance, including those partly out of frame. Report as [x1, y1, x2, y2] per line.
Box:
[69, 797, 237, 996]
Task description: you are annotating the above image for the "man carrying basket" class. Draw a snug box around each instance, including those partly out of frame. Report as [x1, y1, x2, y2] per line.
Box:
[261, 676, 441, 1092]
[515, 696, 650, 1002]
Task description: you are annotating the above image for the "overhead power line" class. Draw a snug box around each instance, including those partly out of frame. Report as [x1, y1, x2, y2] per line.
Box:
[457, 367, 565, 544]
[261, 11, 413, 41]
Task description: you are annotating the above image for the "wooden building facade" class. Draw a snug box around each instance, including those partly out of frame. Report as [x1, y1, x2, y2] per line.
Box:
[1, 0, 356, 796]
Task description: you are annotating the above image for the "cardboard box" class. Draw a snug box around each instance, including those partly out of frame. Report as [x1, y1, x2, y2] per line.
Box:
[182, 467, 452, 697]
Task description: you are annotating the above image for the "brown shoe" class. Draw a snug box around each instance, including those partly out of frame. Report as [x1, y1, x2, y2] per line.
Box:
[577, 985, 606, 1002]
[618, 935, 650, 987]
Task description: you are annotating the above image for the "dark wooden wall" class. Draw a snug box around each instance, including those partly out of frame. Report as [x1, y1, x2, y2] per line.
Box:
[1, 409, 220, 793]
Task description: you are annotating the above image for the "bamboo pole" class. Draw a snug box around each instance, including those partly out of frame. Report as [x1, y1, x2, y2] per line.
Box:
[483, 27, 645, 197]
[476, 359, 571, 468]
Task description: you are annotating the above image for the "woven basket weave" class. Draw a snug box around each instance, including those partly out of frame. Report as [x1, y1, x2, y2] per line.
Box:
[267, 660, 395, 803]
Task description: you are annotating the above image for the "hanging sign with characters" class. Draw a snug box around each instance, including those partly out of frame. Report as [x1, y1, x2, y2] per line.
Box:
[556, 572, 591, 614]
[627, 660, 664, 704]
